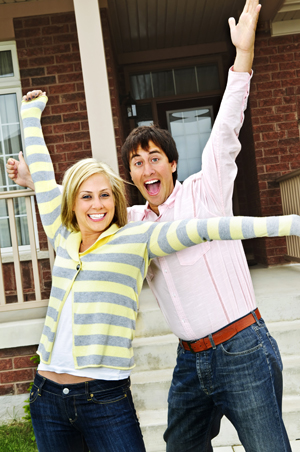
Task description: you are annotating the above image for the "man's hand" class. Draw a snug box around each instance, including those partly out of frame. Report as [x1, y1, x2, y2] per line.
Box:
[6, 152, 34, 190]
[229, 0, 261, 73]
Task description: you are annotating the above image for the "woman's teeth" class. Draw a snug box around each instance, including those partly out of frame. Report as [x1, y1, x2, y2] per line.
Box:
[88, 214, 105, 220]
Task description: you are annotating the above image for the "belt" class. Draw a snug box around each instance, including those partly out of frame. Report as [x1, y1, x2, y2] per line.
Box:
[180, 308, 261, 353]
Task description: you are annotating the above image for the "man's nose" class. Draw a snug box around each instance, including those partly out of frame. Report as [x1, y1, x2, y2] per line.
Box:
[143, 161, 155, 176]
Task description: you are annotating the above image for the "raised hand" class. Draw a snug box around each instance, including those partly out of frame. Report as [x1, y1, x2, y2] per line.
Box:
[22, 89, 45, 102]
[6, 151, 34, 190]
[229, 0, 261, 73]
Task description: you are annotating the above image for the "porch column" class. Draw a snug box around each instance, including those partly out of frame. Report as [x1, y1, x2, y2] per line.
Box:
[73, 0, 119, 173]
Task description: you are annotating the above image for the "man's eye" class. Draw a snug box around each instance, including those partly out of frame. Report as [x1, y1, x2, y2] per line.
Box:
[135, 161, 142, 167]
[152, 158, 159, 163]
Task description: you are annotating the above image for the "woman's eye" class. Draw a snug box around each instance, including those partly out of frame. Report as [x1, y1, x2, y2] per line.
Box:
[101, 193, 109, 198]
[82, 195, 91, 199]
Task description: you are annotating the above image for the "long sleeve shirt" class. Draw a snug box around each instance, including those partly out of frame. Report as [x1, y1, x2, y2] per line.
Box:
[127, 69, 262, 341]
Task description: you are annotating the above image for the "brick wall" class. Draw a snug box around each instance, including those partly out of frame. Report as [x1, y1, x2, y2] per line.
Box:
[249, 27, 300, 265]
[0, 346, 38, 396]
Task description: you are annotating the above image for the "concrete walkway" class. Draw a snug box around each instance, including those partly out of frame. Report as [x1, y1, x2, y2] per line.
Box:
[215, 442, 300, 452]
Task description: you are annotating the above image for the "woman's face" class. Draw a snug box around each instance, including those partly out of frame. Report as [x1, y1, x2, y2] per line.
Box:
[73, 173, 115, 239]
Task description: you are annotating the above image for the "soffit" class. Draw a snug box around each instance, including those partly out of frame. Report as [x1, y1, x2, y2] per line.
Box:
[108, 0, 286, 56]
[274, 0, 300, 21]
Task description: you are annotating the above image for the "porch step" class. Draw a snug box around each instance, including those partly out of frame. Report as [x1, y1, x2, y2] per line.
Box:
[132, 334, 177, 371]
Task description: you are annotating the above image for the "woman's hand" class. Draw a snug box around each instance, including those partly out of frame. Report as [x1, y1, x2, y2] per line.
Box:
[22, 90, 46, 102]
[6, 152, 35, 190]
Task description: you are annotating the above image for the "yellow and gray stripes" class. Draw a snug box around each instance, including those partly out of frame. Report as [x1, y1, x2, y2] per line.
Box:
[21, 97, 300, 370]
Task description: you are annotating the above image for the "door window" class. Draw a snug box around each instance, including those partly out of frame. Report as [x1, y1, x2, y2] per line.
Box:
[166, 107, 213, 181]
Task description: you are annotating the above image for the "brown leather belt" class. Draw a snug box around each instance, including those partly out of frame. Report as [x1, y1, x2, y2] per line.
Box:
[180, 308, 261, 353]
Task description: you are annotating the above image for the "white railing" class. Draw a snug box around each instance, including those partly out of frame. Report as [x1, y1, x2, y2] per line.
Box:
[277, 169, 300, 263]
[0, 189, 54, 312]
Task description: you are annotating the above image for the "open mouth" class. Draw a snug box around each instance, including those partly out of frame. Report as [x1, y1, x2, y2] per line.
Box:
[88, 213, 106, 222]
[144, 180, 161, 195]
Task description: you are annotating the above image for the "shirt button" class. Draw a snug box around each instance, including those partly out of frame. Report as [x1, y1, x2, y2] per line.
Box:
[76, 264, 80, 270]
[63, 388, 69, 395]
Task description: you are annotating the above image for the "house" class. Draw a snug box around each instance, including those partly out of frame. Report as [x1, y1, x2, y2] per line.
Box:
[0, 0, 299, 437]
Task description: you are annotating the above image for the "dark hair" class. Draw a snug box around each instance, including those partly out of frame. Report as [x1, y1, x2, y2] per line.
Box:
[121, 124, 178, 184]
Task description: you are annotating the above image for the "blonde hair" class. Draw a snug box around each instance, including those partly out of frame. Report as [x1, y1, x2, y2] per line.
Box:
[61, 158, 128, 232]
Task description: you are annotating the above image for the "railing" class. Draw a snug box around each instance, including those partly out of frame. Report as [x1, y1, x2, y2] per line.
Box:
[276, 169, 300, 262]
[0, 189, 54, 312]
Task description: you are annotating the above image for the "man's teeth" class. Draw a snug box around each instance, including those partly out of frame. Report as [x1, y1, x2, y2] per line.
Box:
[145, 180, 159, 185]
[89, 214, 105, 219]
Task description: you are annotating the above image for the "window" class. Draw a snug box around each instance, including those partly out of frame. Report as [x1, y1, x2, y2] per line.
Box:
[0, 42, 38, 253]
[167, 107, 213, 181]
[130, 64, 220, 100]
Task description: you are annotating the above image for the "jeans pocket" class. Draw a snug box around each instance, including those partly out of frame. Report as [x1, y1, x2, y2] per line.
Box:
[29, 384, 40, 404]
[220, 327, 263, 356]
[266, 332, 283, 371]
[90, 383, 128, 405]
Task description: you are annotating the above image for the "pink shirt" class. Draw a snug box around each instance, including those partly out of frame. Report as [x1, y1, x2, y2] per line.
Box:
[127, 68, 256, 341]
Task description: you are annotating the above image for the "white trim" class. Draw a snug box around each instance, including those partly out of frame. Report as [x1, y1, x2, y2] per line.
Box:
[0, 318, 44, 349]
[0, 41, 20, 88]
[272, 19, 300, 36]
[73, 0, 119, 173]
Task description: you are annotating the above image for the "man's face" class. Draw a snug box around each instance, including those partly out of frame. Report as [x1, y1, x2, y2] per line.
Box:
[129, 141, 177, 215]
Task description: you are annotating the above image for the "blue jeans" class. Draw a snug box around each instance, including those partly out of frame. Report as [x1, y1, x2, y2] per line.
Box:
[164, 317, 291, 452]
[30, 373, 146, 452]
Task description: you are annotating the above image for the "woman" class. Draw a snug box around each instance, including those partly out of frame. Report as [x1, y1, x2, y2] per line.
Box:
[17, 91, 300, 452]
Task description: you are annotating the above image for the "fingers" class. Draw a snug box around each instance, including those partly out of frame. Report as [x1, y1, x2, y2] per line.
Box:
[22, 89, 45, 102]
[19, 151, 25, 163]
[228, 17, 236, 31]
[6, 158, 17, 180]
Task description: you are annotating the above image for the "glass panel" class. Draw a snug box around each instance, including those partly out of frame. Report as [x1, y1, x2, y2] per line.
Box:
[174, 67, 197, 95]
[0, 218, 11, 247]
[135, 103, 153, 127]
[2, 124, 22, 155]
[0, 92, 28, 249]
[131, 74, 152, 100]
[0, 50, 14, 78]
[0, 93, 19, 124]
[13, 197, 26, 216]
[197, 65, 220, 92]
[0, 157, 7, 189]
[152, 70, 175, 97]
[167, 107, 213, 182]
[0, 199, 8, 218]
[16, 215, 29, 246]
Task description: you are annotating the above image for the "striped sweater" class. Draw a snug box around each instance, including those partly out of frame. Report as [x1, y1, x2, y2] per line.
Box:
[21, 96, 300, 370]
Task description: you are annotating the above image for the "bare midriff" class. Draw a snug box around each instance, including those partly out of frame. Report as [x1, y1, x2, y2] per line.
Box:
[38, 371, 95, 384]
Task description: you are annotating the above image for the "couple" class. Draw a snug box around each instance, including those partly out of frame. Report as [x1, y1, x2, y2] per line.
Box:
[8, 1, 293, 451]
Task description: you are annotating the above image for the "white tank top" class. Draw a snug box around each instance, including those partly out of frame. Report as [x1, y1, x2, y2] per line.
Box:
[38, 291, 130, 380]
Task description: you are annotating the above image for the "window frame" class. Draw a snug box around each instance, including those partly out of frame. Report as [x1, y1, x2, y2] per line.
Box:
[0, 41, 40, 255]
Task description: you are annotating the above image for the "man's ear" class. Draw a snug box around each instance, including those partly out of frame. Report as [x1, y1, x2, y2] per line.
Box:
[171, 161, 177, 173]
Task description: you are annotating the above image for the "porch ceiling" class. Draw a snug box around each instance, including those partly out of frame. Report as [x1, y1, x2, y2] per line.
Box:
[108, 0, 286, 56]
[274, 0, 300, 21]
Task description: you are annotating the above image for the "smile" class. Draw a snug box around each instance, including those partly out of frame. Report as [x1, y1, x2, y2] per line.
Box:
[88, 214, 106, 221]
[144, 180, 161, 195]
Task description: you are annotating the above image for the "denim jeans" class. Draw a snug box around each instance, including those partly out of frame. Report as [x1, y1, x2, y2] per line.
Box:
[164, 317, 291, 452]
[30, 373, 146, 452]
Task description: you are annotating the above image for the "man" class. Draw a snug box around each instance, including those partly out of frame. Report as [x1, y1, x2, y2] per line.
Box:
[6, 1, 291, 450]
